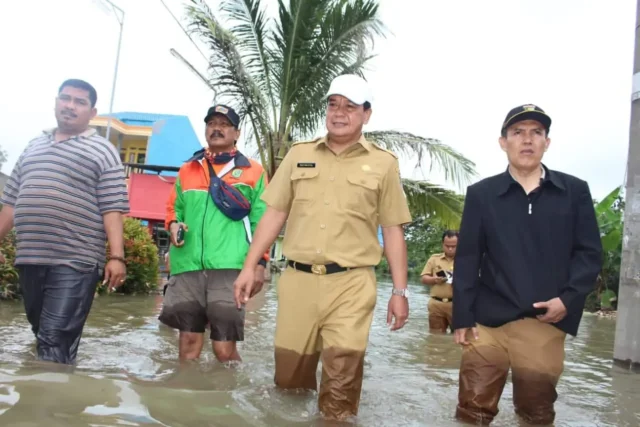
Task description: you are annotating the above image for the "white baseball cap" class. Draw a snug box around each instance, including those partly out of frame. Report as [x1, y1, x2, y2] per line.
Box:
[325, 74, 373, 105]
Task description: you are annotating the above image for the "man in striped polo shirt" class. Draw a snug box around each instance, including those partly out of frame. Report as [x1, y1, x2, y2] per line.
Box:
[0, 79, 130, 365]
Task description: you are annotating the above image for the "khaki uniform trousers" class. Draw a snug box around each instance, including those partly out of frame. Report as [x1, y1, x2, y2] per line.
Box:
[273, 266, 377, 421]
[456, 318, 566, 425]
[427, 298, 453, 333]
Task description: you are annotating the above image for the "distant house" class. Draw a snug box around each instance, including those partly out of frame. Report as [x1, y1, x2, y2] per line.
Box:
[90, 111, 202, 175]
[90, 112, 203, 255]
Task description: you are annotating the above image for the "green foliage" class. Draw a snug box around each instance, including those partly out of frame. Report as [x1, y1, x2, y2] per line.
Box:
[405, 217, 449, 277]
[401, 180, 465, 229]
[596, 186, 624, 253]
[98, 218, 159, 295]
[0, 229, 19, 300]
[366, 131, 477, 192]
[585, 186, 624, 312]
[600, 289, 617, 310]
[377, 214, 452, 279]
[1, 218, 160, 300]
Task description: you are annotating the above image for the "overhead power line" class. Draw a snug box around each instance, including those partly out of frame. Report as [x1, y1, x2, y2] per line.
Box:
[158, 0, 210, 62]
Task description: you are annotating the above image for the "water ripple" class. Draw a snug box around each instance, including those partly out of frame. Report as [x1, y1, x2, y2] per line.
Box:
[0, 280, 636, 426]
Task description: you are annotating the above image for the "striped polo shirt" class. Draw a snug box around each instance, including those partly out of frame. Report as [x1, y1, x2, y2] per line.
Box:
[0, 128, 130, 271]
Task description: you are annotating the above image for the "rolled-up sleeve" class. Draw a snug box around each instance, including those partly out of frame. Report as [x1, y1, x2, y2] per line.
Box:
[261, 149, 295, 212]
[96, 165, 130, 214]
[378, 158, 412, 227]
[420, 256, 435, 277]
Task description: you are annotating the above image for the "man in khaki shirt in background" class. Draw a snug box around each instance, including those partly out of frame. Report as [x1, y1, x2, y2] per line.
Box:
[420, 230, 458, 333]
[232, 74, 412, 422]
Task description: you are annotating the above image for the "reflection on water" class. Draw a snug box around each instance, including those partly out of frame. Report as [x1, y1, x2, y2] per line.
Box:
[0, 277, 638, 426]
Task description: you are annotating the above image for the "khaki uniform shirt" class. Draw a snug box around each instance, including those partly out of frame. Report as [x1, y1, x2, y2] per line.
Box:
[420, 253, 454, 299]
[261, 134, 412, 267]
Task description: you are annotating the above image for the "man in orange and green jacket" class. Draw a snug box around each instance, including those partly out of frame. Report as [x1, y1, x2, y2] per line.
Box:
[159, 104, 269, 363]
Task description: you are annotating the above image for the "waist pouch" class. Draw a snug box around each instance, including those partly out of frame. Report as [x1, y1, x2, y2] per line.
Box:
[206, 160, 251, 221]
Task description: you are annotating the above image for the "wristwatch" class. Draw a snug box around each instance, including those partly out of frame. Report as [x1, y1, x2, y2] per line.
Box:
[392, 288, 410, 298]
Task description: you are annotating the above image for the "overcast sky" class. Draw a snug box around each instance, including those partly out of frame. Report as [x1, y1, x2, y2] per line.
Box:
[0, 0, 635, 199]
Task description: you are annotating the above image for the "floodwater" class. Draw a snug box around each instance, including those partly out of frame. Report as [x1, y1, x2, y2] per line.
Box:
[0, 276, 638, 427]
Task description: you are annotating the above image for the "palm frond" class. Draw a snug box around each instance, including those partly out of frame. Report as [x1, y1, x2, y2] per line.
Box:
[186, 2, 267, 124]
[402, 179, 464, 228]
[274, 0, 384, 137]
[273, 0, 325, 118]
[219, 0, 279, 128]
[184, 0, 479, 208]
[186, 0, 274, 165]
[365, 130, 477, 190]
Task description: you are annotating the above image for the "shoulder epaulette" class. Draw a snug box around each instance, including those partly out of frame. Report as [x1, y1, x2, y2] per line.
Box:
[292, 137, 321, 146]
[370, 142, 398, 159]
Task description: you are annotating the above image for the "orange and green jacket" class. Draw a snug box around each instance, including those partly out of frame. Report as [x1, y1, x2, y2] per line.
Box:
[166, 149, 269, 275]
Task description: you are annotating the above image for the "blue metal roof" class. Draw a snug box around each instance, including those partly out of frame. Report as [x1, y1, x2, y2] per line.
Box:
[146, 116, 203, 175]
[103, 112, 183, 127]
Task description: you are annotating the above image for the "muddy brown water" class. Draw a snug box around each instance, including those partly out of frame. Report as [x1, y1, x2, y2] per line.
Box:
[0, 276, 638, 426]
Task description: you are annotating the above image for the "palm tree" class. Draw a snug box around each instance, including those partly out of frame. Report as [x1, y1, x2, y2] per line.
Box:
[183, 0, 477, 226]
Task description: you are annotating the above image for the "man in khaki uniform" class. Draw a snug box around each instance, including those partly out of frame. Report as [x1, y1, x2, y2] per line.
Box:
[232, 74, 412, 421]
[420, 230, 458, 333]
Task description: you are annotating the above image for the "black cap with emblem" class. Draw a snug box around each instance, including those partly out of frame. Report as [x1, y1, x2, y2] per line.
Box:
[204, 104, 241, 129]
[501, 104, 552, 135]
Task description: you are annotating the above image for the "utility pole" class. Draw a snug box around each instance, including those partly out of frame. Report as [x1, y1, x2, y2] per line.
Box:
[613, 0, 640, 372]
[93, 0, 125, 142]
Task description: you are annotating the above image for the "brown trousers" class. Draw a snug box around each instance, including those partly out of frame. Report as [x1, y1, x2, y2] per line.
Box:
[273, 266, 377, 421]
[456, 318, 566, 425]
[428, 298, 453, 333]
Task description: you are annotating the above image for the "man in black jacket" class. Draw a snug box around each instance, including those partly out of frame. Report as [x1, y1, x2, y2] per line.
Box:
[452, 104, 602, 425]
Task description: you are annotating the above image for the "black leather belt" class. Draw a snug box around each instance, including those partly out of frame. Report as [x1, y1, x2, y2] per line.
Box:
[432, 296, 453, 303]
[287, 260, 350, 275]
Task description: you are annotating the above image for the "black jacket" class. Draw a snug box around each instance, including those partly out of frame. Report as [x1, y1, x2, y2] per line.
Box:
[452, 165, 603, 336]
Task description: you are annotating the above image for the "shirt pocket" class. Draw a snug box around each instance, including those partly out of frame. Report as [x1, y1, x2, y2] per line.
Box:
[290, 168, 320, 202]
[344, 172, 379, 212]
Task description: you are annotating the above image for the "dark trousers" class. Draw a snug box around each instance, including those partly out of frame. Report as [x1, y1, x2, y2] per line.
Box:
[17, 264, 100, 365]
